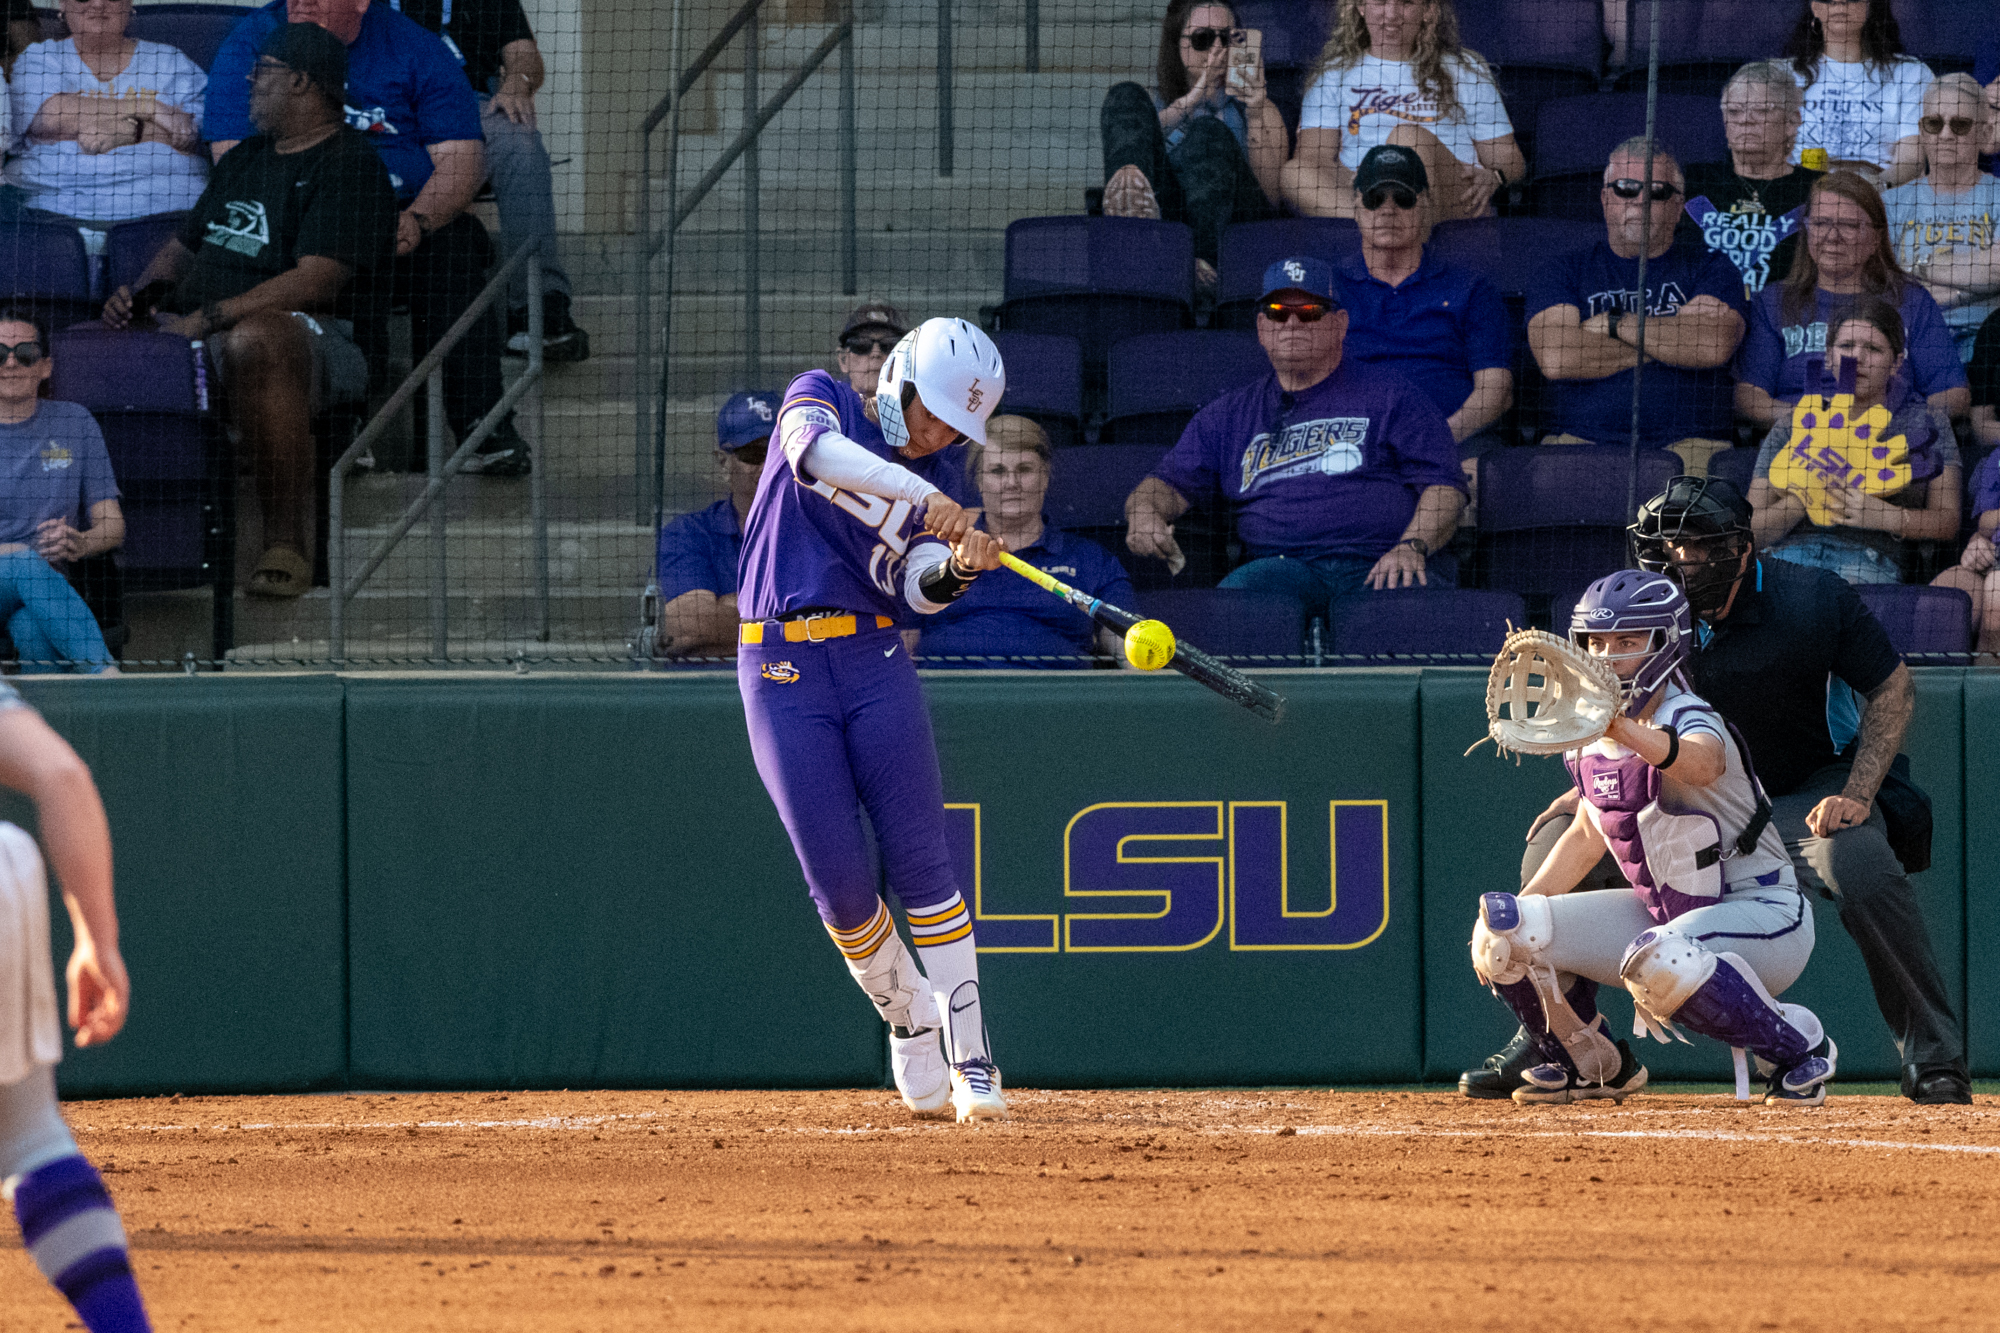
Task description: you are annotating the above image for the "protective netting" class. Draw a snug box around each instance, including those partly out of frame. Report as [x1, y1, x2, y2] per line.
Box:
[0, 0, 1985, 672]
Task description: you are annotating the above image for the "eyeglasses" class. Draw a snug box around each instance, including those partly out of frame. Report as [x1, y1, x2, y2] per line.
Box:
[1180, 26, 1243, 51]
[1720, 103, 1788, 124]
[1806, 215, 1871, 237]
[1361, 186, 1418, 211]
[841, 336, 894, 356]
[249, 57, 295, 81]
[1605, 178, 1682, 202]
[0, 342, 44, 367]
[1919, 115, 1980, 137]
[1261, 301, 1333, 323]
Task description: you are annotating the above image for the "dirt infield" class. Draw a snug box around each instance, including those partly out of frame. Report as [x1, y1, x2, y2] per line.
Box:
[4, 1087, 1997, 1332]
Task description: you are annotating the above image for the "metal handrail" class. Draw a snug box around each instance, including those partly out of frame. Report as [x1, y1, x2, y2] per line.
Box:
[634, 0, 857, 528]
[327, 239, 547, 661]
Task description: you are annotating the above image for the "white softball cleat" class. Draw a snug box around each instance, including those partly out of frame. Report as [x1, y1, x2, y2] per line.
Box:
[950, 1058, 1008, 1122]
[889, 1026, 950, 1117]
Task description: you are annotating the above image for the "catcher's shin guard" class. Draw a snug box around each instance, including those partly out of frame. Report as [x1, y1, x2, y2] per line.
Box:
[827, 903, 941, 1032]
[1620, 931, 1821, 1070]
[1474, 893, 1620, 1084]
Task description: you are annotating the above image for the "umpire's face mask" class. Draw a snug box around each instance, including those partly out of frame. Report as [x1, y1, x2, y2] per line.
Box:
[1652, 537, 1750, 622]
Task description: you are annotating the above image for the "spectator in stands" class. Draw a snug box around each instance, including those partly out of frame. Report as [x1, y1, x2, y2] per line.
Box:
[1124, 256, 1465, 632]
[208, 0, 531, 478]
[1525, 140, 1746, 469]
[2, 0, 37, 80]
[1337, 143, 1510, 483]
[1685, 61, 1823, 298]
[651, 390, 776, 661]
[1783, 0, 1932, 188]
[833, 299, 909, 399]
[1973, 306, 2000, 449]
[1099, 0, 1284, 277]
[1283, 0, 1525, 225]
[0, 309, 120, 673]
[1736, 171, 1968, 429]
[389, 0, 588, 363]
[1931, 448, 2000, 659]
[917, 417, 1131, 668]
[105, 22, 397, 599]
[1748, 299, 1960, 585]
[5, 0, 208, 228]
[1883, 75, 1999, 362]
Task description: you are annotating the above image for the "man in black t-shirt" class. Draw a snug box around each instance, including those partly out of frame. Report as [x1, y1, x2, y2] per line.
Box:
[103, 23, 398, 600]
[388, 0, 587, 362]
[1684, 62, 1824, 298]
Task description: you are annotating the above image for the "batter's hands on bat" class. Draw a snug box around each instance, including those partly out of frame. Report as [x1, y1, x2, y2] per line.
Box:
[1527, 787, 1580, 842]
[67, 937, 128, 1048]
[951, 529, 1005, 573]
[1365, 541, 1428, 590]
[1806, 794, 1871, 838]
[922, 492, 977, 545]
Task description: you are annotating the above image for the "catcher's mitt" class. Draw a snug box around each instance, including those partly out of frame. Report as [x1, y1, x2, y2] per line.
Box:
[1471, 628, 1622, 759]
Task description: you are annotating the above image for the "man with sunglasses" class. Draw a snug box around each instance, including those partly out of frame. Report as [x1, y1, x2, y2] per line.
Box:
[1336, 145, 1512, 477]
[1126, 255, 1465, 636]
[1526, 140, 1746, 469]
[833, 301, 910, 400]
[650, 390, 778, 661]
[1884, 74, 2000, 362]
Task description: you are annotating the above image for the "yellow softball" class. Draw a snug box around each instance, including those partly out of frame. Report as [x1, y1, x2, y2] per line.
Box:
[1124, 619, 1176, 671]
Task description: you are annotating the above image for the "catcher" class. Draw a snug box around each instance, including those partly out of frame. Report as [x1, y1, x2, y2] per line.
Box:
[1471, 569, 1836, 1106]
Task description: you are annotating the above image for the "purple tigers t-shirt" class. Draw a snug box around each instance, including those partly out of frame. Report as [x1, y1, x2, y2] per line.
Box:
[735, 370, 956, 621]
[1150, 360, 1465, 559]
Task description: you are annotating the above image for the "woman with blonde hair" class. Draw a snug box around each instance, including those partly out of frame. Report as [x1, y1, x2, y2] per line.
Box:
[1281, 0, 1524, 223]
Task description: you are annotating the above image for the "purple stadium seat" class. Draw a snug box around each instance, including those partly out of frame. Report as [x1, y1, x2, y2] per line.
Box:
[1134, 588, 1305, 664]
[125, 3, 247, 73]
[1428, 216, 1603, 296]
[1214, 217, 1361, 329]
[991, 332, 1083, 450]
[1230, 0, 1335, 133]
[1045, 443, 1168, 529]
[1000, 217, 1193, 393]
[105, 213, 187, 298]
[1328, 588, 1528, 663]
[1457, 0, 1605, 162]
[1531, 93, 1728, 221]
[1610, 0, 1800, 93]
[1705, 447, 1757, 494]
[0, 221, 92, 324]
[1893, 0, 1983, 68]
[1476, 445, 1684, 597]
[1102, 331, 1267, 444]
[1855, 584, 1973, 661]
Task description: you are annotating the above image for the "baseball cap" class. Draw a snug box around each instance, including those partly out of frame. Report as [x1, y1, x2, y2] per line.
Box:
[838, 300, 911, 342]
[716, 390, 780, 452]
[258, 22, 348, 105]
[1353, 143, 1429, 197]
[1260, 256, 1341, 305]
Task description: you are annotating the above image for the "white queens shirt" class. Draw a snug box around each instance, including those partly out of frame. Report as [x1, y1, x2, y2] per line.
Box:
[1790, 55, 1933, 172]
[6, 37, 209, 223]
[1299, 53, 1511, 171]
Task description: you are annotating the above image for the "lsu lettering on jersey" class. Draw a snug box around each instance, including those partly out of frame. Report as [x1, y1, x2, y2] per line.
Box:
[736, 370, 956, 621]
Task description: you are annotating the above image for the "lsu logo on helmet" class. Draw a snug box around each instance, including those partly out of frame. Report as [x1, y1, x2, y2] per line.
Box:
[760, 661, 801, 684]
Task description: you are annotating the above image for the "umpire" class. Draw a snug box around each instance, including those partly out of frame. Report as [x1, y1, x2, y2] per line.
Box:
[1462, 476, 1970, 1105]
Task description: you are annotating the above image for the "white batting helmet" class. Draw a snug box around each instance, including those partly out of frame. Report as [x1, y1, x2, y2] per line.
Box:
[875, 317, 1006, 453]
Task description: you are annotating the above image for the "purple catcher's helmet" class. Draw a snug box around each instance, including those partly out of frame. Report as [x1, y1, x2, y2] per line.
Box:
[1570, 569, 1692, 711]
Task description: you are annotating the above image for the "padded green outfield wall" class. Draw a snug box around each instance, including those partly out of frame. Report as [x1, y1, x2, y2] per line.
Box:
[0, 668, 1980, 1094]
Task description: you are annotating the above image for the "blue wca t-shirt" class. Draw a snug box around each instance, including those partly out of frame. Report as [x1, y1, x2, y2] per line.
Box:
[0, 402, 119, 546]
[207, 2, 484, 200]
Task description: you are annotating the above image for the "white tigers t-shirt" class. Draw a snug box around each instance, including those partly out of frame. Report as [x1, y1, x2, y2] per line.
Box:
[1299, 53, 1512, 171]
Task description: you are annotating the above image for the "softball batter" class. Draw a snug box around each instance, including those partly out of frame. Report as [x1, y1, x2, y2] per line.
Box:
[737, 318, 1009, 1122]
[1472, 570, 1837, 1106]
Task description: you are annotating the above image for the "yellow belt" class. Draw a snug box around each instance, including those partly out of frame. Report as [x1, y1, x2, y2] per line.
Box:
[739, 614, 895, 645]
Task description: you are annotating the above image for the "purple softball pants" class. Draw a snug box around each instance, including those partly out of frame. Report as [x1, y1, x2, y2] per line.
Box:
[738, 624, 960, 932]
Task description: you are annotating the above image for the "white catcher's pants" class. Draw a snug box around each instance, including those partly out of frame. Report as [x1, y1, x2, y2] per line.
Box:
[1539, 885, 1817, 998]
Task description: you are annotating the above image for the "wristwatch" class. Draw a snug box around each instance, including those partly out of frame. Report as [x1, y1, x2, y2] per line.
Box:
[1400, 537, 1430, 558]
[1606, 307, 1625, 343]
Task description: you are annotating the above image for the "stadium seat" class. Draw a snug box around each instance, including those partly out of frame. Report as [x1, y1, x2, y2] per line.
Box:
[1328, 588, 1526, 664]
[1705, 447, 1758, 493]
[1134, 587, 1305, 664]
[1475, 445, 1684, 600]
[1610, 0, 1801, 96]
[105, 213, 187, 298]
[1855, 584, 1973, 662]
[1213, 217, 1361, 329]
[1892, 0, 1983, 72]
[1230, 0, 1334, 135]
[998, 217, 1193, 402]
[1101, 331, 1266, 444]
[124, 3, 249, 73]
[1427, 216, 1603, 297]
[1530, 93, 1728, 222]
[49, 326, 235, 659]
[0, 221, 94, 329]
[1456, 0, 1605, 164]
[990, 332, 1084, 450]
[1045, 442, 1168, 529]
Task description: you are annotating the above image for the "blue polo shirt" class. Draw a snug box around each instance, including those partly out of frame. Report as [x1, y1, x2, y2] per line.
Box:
[1335, 250, 1511, 419]
[916, 524, 1134, 669]
[655, 498, 743, 601]
[207, 1, 485, 200]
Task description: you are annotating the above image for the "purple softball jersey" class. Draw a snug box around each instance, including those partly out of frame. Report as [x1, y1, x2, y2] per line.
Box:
[1149, 360, 1465, 560]
[737, 370, 956, 621]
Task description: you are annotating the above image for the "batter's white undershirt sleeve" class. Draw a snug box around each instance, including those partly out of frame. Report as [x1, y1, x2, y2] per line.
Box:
[780, 407, 941, 507]
[903, 543, 954, 614]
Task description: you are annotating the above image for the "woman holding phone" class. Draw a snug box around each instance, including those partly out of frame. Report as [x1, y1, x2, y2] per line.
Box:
[1099, 0, 1285, 273]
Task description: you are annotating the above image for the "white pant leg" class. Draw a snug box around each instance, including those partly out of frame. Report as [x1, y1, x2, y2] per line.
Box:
[1660, 887, 1817, 995]
[1539, 889, 1659, 987]
[0, 823, 60, 1086]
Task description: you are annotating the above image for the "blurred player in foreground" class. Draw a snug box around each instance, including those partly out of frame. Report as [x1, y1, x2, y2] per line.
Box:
[1472, 571, 1835, 1106]
[735, 318, 1010, 1122]
[0, 685, 151, 1328]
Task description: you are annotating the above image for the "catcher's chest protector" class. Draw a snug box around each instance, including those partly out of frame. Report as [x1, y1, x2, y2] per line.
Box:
[1568, 749, 1731, 924]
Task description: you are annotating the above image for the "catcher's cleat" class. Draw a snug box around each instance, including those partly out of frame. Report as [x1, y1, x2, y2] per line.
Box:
[890, 1025, 950, 1117]
[1512, 1040, 1648, 1106]
[950, 1059, 1008, 1123]
[1765, 1039, 1837, 1108]
[1460, 1027, 1540, 1100]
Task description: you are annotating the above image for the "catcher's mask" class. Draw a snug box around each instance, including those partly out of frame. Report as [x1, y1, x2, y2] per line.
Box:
[1570, 569, 1691, 713]
[1629, 476, 1753, 620]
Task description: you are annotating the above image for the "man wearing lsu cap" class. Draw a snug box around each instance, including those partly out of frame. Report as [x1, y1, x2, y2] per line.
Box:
[1125, 254, 1466, 638]
[651, 390, 779, 659]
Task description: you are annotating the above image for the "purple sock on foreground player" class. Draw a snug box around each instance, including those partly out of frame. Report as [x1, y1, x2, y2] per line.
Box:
[736, 318, 1011, 1122]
